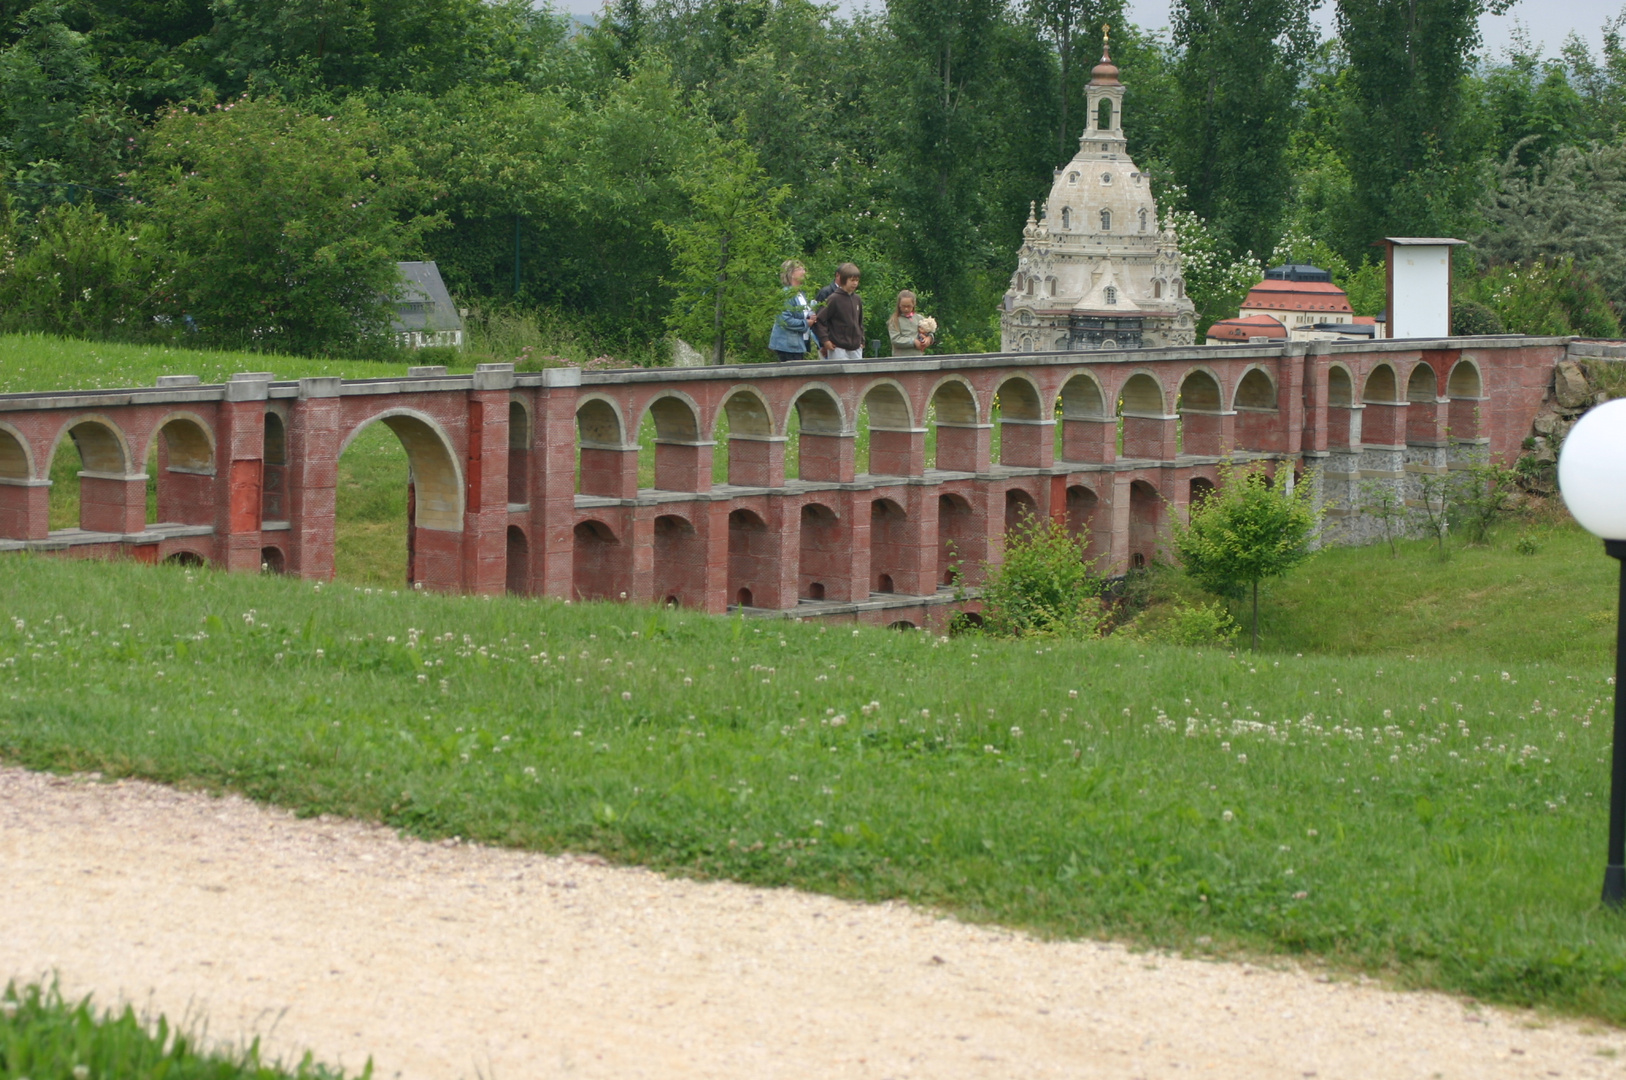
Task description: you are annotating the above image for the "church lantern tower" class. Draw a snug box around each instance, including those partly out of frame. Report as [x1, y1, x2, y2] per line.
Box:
[999, 30, 1196, 352]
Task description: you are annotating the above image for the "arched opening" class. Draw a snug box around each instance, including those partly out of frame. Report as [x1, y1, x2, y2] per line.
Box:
[1328, 366, 1353, 406]
[1189, 476, 1216, 508]
[1061, 207, 1072, 230]
[1325, 365, 1356, 448]
[164, 550, 205, 567]
[1100, 209, 1111, 232]
[799, 502, 845, 601]
[508, 401, 530, 506]
[261, 546, 285, 574]
[1139, 208, 1148, 232]
[862, 382, 916, 477]
[1447, 360, 1482, 399]
[145, 416, 215, 527]
[869, 498, 909, 595]
[993, 376, 1044, 466]
[1406, 362, 1439, 443]
[1362, 364, 1399, 403]
[47, 418, 133, 534]
[506, 525, 529, 594]
[1065, 484, 1100, 566]
[719, 388, 775, 486]
[262, 412, 287, 523]
[1232, 368, 1280, 452]
[335, 413, 463, 587]
[735, 587, 754, 608]
[728, 508, 770, 609]
[1234, 368, 1277, 410]
[937, 492, 977, 586]
[1004, 487, 1039, 531]
[1117, 373, 1167, 461]
[0, 426, 28, 482]
[0, 425, 36, 541]
[576, 397, 628, 497]
[573, 519, 629, 601]
[1057, 373, 1109, 463]
[653, 513, 703, 608]
[1153, 279, 1163, 299]
[928, 379, 980, 471]
[1447, 360, 1484, 441]
[1097, 97, 1113, 130]
[1176, 369, 1223, 456]
[790, 387, 845, 483]
[1129, 479, 1160, 567]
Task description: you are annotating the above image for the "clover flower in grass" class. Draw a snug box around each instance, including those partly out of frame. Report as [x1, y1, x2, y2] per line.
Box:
[1222, 810, 1234, 822]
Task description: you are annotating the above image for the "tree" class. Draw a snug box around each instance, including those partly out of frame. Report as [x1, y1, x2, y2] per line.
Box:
[135, 96, 429, 355]
[1025, 0, 1124, 158]
[662, 128, 793, 364]
[1172, 464, 1319, 650]
[1168, 0, 1317, 258]
[974, 512, 1107, 638]
[1335, 0, 1513, 246]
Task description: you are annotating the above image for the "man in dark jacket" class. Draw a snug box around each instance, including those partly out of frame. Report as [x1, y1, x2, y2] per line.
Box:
[814, 263, 864, 359]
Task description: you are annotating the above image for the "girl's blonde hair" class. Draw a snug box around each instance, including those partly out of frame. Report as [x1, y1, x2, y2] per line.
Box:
[780, 259, 806, 287]
[889, 289, 917, 331]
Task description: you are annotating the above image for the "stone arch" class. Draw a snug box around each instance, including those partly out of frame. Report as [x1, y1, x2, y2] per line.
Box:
[1058, 372, 1107, 418]
[0, 421, 34, 480]
[1190, 476, 1216, 507]
[860, 380, 914, 430]
[572, 518, 629, 602]
[340, 410, 465, 531]
[1233, 367, 1277, 411]
[653, 513, 704, 608]
[1327, 364, 1354, 406]
[799, 502, 845, 601]
[643, 391, 703, 442]
[50, 415, 132, 475]
[1406, 362, 1438, 402]
[1065, 484, 1101, 565]
[164, 550, 206, 567]
[869, 498, 908, 594]
[575, 395, 626, 447]
[508, 399, 531, 506]
[1177, 368, 1223, 413]
[260, 545, 286, 574]
[930, 377, 982, 471]
[1004, 487, 1039, 530]
[787, 384, 845, 435]
[1128, 479, 1161, 567]
[1362, 364, 1399, 403]
[1116, 372, 1166, 416]
[995, 375, 1044, 421]
[506, 525, 529, 594]
[929, 377, 979, 424]
[146, 412, 215, 473]
[728, 508, 771, 609]
[1448, 358, 1482, 398]
[715, 385, 774, 440]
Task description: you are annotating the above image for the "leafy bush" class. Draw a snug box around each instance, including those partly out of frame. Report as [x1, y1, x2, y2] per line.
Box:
[1451, 459, 1520, 545]
[0, 201, 161, 338]
[1127, 599, 1241, 647]
[1457, 256, 1622, 337]
[1451, 299, 1505, 335]
[975, 514, 1106, 638]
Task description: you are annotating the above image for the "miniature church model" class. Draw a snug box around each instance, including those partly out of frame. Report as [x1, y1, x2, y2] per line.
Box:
[999, 32, 1197, 352]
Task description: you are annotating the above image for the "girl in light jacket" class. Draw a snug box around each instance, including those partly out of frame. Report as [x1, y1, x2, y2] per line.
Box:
[769, 260, 814, 362]
[888, 290, 934, 357]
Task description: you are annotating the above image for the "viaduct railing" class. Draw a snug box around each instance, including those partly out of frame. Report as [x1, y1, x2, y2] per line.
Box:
[0, 336, 1563, 627]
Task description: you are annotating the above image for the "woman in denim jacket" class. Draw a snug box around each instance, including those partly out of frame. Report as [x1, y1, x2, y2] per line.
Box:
[769, 260, 814, 362]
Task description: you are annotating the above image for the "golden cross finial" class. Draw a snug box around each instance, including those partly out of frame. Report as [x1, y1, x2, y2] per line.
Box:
[1102, 23, 1112, 59]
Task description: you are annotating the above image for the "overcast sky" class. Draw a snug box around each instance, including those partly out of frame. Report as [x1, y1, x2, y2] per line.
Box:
[553, 0, 1626, 61]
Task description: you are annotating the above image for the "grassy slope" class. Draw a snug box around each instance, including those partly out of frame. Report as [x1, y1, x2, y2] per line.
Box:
[2, 556, 1623, 1023]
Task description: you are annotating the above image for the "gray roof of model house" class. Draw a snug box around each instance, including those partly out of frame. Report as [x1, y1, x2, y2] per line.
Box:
[389, 262, 463, 333]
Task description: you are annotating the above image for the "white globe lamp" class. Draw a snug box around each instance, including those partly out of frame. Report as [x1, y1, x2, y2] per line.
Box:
[1558, 397, 1626, 907]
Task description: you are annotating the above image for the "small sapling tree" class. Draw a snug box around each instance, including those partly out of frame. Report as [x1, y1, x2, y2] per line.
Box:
[1450, 458, 1519, 545]
[1172, 464, 1319, 651]
[1358, 477, 1405, 556]
[1414, 472, 1452, 559]
[976, 513, 1106, 638]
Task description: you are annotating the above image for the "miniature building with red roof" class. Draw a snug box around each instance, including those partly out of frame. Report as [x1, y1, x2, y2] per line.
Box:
[1238, 274, 1354, 330]
[1205, 314, 1287, 345]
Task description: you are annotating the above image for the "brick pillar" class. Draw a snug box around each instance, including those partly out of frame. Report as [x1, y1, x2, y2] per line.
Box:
[1103, 472, 1135, 576]
[79, 472, 146, 534]
[868, 428, 925, 476]
[702, 501, 733, 612]
[1060, 418, 1115, 464]
[0, 480, 48, 540]
[1362, 401, 1406, 446]
[1120, 413, 1178, 461]
[727, 435, 786, 487]
[770, 496, 801, 609]
[463, 364, 514, 594]
[286, 377, 341, 580]
[1448, 395, 1485, 442]
[215, 374, 271, 573]
[628, 510, 655, 604]
[998, 419, 1055, 468]
[1281, 344, 1308, 457]
[531, 369, 580, 600]
[898, 484, 936, 595]
[843, 490, 870, 600]
[1303, 342, 1331, 454]
[655, 440, 714, 492]
[1179, 411, 1224, 456]
[799, 432, 856, 483]
[935, 422, 991, 472]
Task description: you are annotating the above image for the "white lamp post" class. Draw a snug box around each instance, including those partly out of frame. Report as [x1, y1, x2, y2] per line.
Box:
[1558, 398, 1626, 907]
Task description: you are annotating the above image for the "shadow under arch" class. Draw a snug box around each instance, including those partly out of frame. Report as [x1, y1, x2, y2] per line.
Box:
[0, 421, 35, 481]
[1447, 358, 1485, 441]
[993, 374, 1046, 466]
[798, 501, 846, 601]
[641, 391, 706, 492]
[1405, 361, 1440, 444]
[869, 497, 908, 594]
[1232, 367, 1280, 452]
[861, 380, 917, 476]
[1056, 371, 1110, 464]
[573, 518, 630, 601]
[576, 395, 630, 497]
[1177, 368, 1224, 455]
[937, 491, 979, 586]
[1116, 371, 1169, 461]
[653, 513, 704, 608]
[715, 386, 777, 487]
[728, 508, 771, 608]
[788, 384, 847, 482]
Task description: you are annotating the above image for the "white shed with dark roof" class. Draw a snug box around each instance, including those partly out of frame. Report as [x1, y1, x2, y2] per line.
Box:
[390, 261, 465, 349]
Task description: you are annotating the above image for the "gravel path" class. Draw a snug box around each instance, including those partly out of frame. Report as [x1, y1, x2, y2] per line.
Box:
[1, 765, 1621, 1080]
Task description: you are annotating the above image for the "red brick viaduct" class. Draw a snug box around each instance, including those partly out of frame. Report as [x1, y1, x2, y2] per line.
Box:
[0, 336, 1567, 627]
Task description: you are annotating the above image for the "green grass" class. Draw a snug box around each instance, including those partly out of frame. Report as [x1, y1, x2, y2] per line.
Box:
[0, 333, 472, 395]
[1, 555, 1623, 1024]
[1128, 518, 1619, 670]
[0, 981, 361, 1079]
